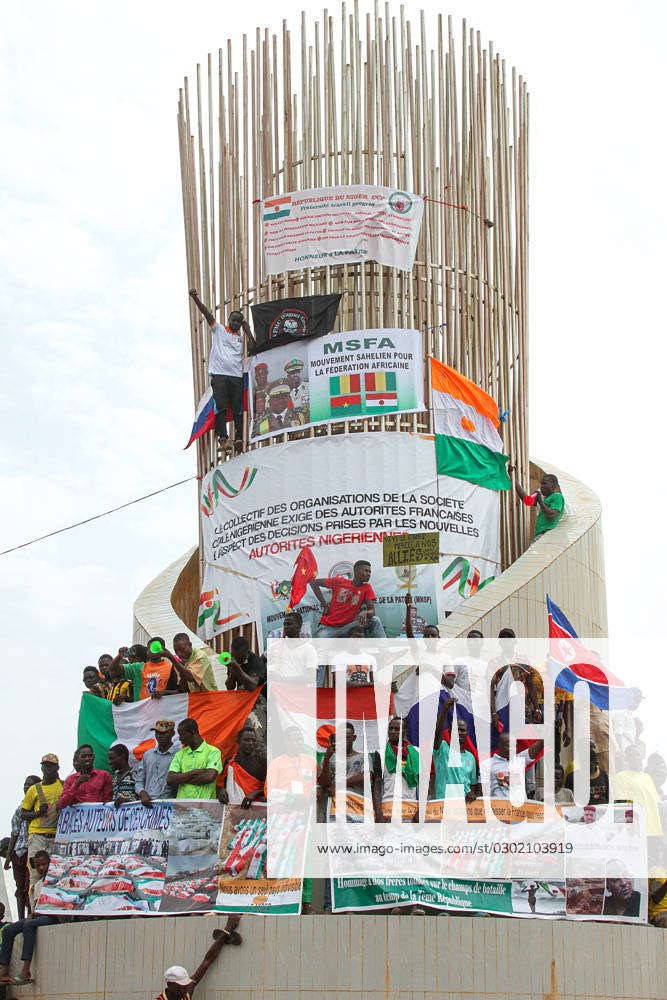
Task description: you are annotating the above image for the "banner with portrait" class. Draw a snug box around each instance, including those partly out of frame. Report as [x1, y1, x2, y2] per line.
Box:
[248, 329, 425, 441]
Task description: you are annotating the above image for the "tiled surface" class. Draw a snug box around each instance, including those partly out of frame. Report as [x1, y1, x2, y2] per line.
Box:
[12, 915, 666, 999]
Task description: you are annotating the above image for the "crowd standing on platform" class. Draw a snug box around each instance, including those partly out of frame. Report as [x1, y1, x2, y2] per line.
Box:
[1, 592, 665, 983]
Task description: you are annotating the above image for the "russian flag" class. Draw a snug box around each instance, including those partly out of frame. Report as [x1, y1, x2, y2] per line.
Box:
[547, 594, 637, 710]
[185, 388, 215, 449]
[185, 374, 249, 449]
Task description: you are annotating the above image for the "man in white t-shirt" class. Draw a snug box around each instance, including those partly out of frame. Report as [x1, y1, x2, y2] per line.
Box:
[330, 627, 376, 686]
[189, 288, 256, 451]
[483, 732, 543, 800]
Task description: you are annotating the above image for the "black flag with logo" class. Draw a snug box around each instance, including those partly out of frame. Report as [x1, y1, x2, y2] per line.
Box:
[250, 293, 342, 354]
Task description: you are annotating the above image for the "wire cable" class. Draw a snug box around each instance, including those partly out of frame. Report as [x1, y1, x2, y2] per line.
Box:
[0, 476, 198, 557]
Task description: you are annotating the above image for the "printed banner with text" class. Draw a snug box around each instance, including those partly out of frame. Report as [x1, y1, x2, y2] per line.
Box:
[198, 432, 500, 646]
[36, 801, 302, 917]
[262, 185, 424, 274]
[249, 329, 424, 440]
[331, 876, 648, 924]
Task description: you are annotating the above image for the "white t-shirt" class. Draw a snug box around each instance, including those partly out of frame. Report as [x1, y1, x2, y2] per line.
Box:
[380, 756, 419, 802]
[331, 652, 377, 686]
[208, 322, 243, 377]
[483, 748, 532, 799]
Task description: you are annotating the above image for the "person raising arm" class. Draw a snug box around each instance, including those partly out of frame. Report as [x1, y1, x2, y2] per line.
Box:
[189, 288, 256, 453]
[158, 918, 242, 999]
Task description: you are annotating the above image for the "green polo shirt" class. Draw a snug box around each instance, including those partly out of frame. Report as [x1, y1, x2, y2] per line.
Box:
[432, 739, 477, 798]
[168, 740, 222, 799]
[535, 492, 565, 536]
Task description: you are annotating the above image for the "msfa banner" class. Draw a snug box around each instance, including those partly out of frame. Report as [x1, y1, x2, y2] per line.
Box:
[249, 329, 425, 440]
[262, 185, 424, 274]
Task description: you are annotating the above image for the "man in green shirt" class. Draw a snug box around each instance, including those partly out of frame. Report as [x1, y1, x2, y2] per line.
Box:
[509, 466, 565, 541]
[167, 719, 222, 799]
[432, 696, 478, 801]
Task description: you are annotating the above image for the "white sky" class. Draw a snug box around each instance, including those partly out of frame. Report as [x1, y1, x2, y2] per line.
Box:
[2, 0, 665, 847]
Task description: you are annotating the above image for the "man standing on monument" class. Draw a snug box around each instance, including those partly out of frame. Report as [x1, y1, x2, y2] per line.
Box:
[188, 288, 256, 452]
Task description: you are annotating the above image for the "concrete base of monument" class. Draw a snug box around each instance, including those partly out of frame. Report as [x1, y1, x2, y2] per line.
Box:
[5, 914, 663, 999]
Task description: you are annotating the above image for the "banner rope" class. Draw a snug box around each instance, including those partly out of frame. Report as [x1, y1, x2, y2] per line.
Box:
[0, 477, 198, 557]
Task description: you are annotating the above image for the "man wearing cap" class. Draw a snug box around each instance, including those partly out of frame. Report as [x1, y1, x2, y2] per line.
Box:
[284, 358, 309, 411]
[136, 721, 179, 807]
[21, 756, 63, 887]
[269, 384, 305, 432]
[157, 917, 241, 999]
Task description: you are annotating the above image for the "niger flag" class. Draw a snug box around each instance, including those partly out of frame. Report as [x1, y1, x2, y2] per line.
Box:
[430, 356, 510, 491]
[78, 689, 261, 773]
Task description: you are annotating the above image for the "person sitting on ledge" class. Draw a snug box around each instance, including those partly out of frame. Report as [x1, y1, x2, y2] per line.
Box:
[0, 851, 58, 988]
[508, 465, 565, 541]
[311, 560, 386, 638]
[188, 288, 256, 453]
[156, 917, 242, 1000]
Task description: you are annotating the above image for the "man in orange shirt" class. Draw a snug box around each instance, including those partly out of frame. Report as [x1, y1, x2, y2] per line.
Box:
[266, 727, 317, 805]
[139, 638, 180, 700]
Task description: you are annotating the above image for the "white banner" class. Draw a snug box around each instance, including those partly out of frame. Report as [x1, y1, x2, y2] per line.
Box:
[249, 329, 425, 440]
[262, 185, 424, 275]
[198, 433, 499, 646]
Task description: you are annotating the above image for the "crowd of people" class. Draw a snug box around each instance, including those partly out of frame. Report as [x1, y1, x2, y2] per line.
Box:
[1, 608, 665, 987]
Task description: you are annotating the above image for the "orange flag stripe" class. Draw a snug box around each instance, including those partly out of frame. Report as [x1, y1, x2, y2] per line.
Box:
[429, 356, 499, 428]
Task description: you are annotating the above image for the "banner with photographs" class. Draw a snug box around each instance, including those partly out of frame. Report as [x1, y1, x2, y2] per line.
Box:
[198, 432, 500, 646]
[262, 185, 424, 274]
[36, 801, 302, 917]
[216, 802, 303, 914]
[249, 293, 342, 354]
[249, 329, 425, 441]
[331, 876, 648, 924]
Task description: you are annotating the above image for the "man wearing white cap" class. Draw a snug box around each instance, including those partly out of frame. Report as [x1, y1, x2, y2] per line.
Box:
[157, 917, 242, 999]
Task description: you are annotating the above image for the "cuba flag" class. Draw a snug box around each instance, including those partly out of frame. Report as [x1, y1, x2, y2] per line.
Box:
[185, 387, 215, 449]
[547, 595, 637, 710]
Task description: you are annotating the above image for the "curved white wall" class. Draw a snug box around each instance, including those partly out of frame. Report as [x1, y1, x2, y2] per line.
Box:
[11, 913, 665, 1000]
[442, 459, 607, 639]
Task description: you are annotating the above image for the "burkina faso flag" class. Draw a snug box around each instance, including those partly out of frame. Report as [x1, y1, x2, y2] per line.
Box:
[364, 371, 398, 413]
[329, 373, 362, 416]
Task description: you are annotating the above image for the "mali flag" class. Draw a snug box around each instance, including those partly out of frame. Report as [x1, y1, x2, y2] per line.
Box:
[329, 373, 362, 417]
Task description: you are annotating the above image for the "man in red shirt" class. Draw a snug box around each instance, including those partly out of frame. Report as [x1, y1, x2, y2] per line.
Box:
[310, 560, 385, 638]
[58, 745, 112, 807]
